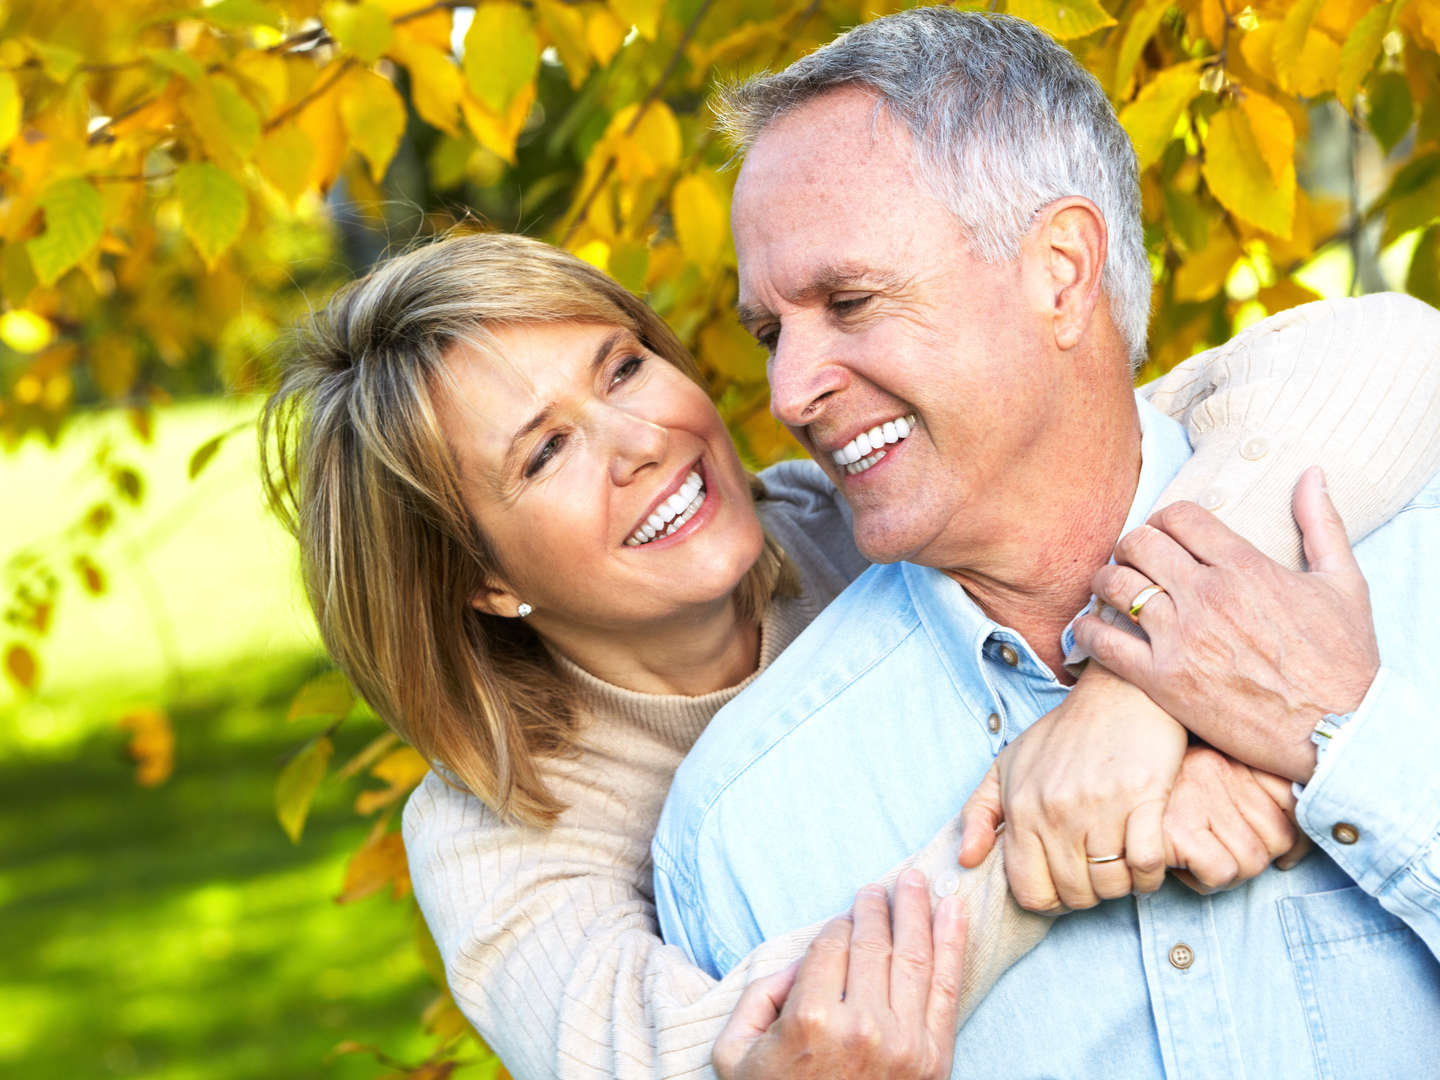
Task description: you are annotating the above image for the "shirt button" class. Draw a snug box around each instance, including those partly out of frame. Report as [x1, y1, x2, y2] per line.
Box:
[933, 870, 961, 898]
[1332, 822, 1360, 845]
[999, 644, 1020, 667]
[1240, 436, 1270, 460]
[1198, 488, 1225, 511]
[1168, 943, 1195, 970]
[987, 712, 1002, 733]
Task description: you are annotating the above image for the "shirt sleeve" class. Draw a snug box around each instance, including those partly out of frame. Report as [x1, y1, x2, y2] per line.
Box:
[1295, 666, 1440, 961]
[1141, 293, 1440, 569]
[406, 773, 1046, 1080]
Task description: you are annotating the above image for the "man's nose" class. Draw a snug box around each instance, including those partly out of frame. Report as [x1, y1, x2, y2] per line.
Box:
[602, 404, 668, 485]
[768, 326, 847, 430]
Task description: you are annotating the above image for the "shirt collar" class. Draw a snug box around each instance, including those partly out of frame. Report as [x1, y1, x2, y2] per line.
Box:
[904, 393, 1193, 691]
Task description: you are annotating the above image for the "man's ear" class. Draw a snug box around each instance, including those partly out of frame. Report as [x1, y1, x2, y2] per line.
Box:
[469, 579, 523, 619]
[1025, 196, 1108, 352]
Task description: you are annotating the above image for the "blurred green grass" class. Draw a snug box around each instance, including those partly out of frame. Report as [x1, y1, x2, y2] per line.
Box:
[1, 400, 452, 1078]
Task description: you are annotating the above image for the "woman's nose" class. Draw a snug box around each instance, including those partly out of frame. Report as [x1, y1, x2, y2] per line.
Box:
[602, 405, 668, 484]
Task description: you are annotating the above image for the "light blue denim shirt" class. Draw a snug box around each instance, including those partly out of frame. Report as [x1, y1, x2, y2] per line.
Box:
[653, 397, 1440, 1078]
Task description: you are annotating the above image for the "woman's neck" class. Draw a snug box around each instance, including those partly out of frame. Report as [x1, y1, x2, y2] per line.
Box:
[540, 597, 763, 697]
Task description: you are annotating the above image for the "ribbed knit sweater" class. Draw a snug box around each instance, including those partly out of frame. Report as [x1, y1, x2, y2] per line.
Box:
[404, 294, 1440, 1080]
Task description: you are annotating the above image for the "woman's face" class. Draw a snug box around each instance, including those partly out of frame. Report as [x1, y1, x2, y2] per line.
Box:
[436, 320, 765, 643]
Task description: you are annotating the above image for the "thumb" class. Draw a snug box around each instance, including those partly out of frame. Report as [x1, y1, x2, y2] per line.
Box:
[959, 762, 1003, 868]
[713, 963, 799, 1071]
[1293, 466, 1359, 577]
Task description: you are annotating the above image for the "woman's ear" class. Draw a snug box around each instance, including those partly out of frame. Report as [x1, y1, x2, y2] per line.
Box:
[470, 581, 524, 619]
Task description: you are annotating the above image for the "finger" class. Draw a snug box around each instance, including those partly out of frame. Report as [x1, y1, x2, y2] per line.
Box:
[887, 869, 935, 1024]
[789, 914, 852, 1010]
[722, 963, 800, 1042]
[959, 762, 1003, 868]
[1091, 563, 1178, 640]
[1293, 466, 1362, 579]
[1228, 771, 1298, 861]
[1086, 853, 1133, 902]
[1113, 522, 1205, 593]
[1124, 798, 1168, 894]
[1208, 799, 1275, 885]
[1046, 833, 1102, 912]
[923, 895, 968, 1049]
[1276, 833, 1313, 871]
[1146, 499, 1266, 568]
[843, 885, 893, 1012]
[1172, 825, 1239, 892]
[1072, 614, 1155, 688]
[1005, 828, 1065, 915]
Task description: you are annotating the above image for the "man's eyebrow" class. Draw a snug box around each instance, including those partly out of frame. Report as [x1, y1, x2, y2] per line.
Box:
[501, 328, 628, 472]
[735, 263, 905, 326]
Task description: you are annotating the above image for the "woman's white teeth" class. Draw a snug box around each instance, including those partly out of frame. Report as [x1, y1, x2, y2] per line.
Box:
[832, 414, 916, 475]
[625, 471, 706, 546]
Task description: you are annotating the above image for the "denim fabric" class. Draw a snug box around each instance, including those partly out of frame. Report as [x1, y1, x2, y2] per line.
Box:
[654, 397, 1440, 1078]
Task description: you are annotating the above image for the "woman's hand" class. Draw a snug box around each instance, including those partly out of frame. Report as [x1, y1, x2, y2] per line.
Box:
[712, 869, 967, 1080]
[959, 663, 1187, 913]
[1163, 745, 1311, 893]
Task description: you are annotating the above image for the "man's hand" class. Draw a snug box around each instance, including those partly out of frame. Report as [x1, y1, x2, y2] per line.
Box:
[1163, 745, 1311, 893]
[958, 664, 1186, 913]
[1074, 467, 1379, 784]
[713, 870, 967, 1080]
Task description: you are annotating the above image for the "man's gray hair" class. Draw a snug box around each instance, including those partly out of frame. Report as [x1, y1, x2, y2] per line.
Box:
[715, 8, 1150, 365]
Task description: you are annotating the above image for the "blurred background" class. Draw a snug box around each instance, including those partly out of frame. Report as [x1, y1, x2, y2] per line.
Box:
[3, 0, 1438, 1076]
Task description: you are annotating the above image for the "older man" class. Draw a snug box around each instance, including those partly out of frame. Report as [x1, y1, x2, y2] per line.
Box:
[653, 9, 1440, 1076]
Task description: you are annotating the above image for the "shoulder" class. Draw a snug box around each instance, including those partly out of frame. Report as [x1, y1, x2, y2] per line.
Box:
[656, 563, 920, 855]
[756, 458, 870, 605]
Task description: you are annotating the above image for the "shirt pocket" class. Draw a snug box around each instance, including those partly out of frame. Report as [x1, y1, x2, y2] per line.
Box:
[1278, 885, 1440, 1080]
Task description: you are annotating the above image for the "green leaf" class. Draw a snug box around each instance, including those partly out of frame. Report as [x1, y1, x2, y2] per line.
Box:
[323, 1, 394, 65]
[27, 177, 104, 287]
[339, 68, 408, 182]
[463, 2, 541, 114]
[147, 48, 205, 85]
[0, 71, 20, 150]
[211, 76, 262, 161]
[1006, 0, 1116, 42]
[1378, 152, 1440, 245]
[175, 162, 249, 268]
[1406, 226, 1440, 309]
[287, 670, 356, 723]
[1202, 104, 1294, 239]
[276, 736, 333, 843]
[30, 39, 83, 81]
[188, 433, 225, 479]
[1336, 3, 1391, 112]
[202, 0, 284, 30]
[1367, 71, 1413, 154]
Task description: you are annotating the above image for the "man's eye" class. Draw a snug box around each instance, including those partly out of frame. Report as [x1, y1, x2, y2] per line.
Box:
[831, 294, 872, 315]
[611, 355, 645, 386]
[525, 434, 564, 477]
[754, 326, 780, 352]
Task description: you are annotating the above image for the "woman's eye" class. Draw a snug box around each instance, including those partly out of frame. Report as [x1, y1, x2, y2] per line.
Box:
[611, 355, 645, 385]
[525, 434, 564, 477]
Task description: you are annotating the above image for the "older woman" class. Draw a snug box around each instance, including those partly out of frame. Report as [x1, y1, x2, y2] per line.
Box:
[262, 231, 1437, 1079]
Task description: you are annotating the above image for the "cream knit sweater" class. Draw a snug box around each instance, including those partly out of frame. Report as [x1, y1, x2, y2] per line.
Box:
[405, 294, 1440, 1080]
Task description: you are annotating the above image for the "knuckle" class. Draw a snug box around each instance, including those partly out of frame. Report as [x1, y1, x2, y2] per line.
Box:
[792, 1003, 832, 1037]
[849, 932, 892, 961]
[1154, 501, 1198, 534]
[844, 1014, 882, 1054]
[891, 941, 932, 975]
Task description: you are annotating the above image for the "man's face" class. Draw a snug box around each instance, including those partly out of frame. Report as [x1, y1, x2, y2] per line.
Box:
[732, 88, 1067, 571]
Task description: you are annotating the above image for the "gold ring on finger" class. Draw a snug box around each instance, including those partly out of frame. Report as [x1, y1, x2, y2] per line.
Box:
[1127, 585, 1166, 619]
[1086, 852, 1125, 865]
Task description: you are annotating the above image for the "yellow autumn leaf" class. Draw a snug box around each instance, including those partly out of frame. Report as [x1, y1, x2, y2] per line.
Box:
[1281, 28, 1341, 97]
[460, 82, 535, 163]
[381, 0, 452, 51]
[1112, 0, 1170, 95]
[119, 707, 174, 787]
[256, 122, 316, 205]
[390, 35, 463, 135]
[606, 101, 682, 182]
[1171, 230, 1242, 303]
[0, 71, 19, 153]
[1239, 20, 1280, 85]
[1006, 0, 1116, 42]
[182, 76, 263, 168]
[336, 826, 409, 902]
[323, 0, 394, 64]
[1119, 61, 1202, 172]
[609, 0, 663, 41]
[536, 0, 591, 90]
[371, 745, 430, 787]
[28, 176, 104, 287]
[287, 670, 356, 722]
[295, 85, 348, 192]
[1274, 0, 1327, 77]
[699, 316, 767, 382]
[340, 67, 408, 181]
[1336, 3, 1391, 112]
[276, 736, 334, 843]
[4, 642, 37, 690]
[463, 2, 541, 114]
[586, 6, 627, 65]
[1203, 104, 1295, 239]
[1238, 90, 1293, 187]
[175, 162, 249, 268]
[672, 171, 728, 270]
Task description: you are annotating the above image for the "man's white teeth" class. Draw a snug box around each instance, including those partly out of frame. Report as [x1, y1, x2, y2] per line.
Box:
[625, 471, 706, 546]
[832, 414, 916, 475]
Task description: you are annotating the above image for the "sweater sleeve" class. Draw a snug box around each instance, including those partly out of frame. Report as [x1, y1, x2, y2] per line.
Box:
[1141, 293, 1440, 568]
[404, 772, 1046, 1080]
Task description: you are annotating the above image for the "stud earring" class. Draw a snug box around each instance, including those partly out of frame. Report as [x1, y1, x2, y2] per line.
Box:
[516, 603, 532, 618]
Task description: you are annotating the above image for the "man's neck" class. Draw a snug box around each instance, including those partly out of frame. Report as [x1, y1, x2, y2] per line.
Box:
[942, 394, 1143, 679]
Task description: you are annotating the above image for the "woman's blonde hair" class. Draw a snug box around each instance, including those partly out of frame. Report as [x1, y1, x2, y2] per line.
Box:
[261, 231, 793, 827]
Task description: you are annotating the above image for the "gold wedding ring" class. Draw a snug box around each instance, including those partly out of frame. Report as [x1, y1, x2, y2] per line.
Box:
[1086, 853, 1124, 865]
[1127, 584, 1166, 619]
